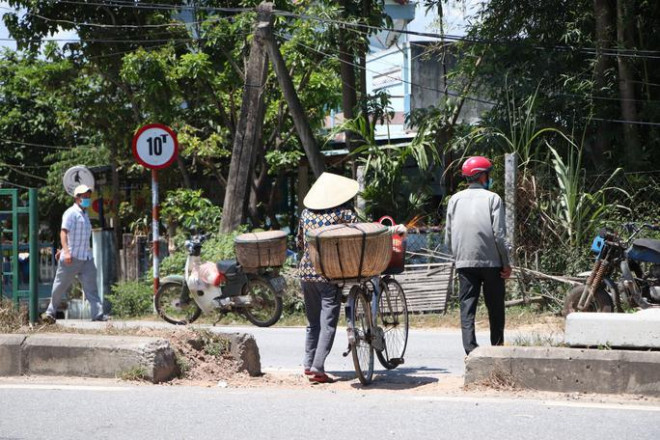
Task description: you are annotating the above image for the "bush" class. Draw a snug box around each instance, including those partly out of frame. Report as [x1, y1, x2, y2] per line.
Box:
[108, 280, 153, 318]
[160, 230, 244, 277]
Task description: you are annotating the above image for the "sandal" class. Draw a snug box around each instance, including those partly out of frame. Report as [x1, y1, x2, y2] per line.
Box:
[308, 373, 333, 384]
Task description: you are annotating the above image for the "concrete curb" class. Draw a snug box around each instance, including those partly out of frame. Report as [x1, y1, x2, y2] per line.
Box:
[22, 334, 178, 383]
[0, 334, 27, 376]
[465, 346, 660, 397]
[0, 331, 262, 382]
[226, 332, 261, 376]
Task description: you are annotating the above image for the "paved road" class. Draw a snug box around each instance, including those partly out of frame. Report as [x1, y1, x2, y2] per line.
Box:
[59, 319, 476, 379]
[59, 319, 558, 379]
[0, 381, 658, 440]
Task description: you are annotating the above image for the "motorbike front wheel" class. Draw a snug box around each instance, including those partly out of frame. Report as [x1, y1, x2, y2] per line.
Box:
[242, 276, 283, 327]
[562, 285, 614, 317]
[155, 281, 203, 325]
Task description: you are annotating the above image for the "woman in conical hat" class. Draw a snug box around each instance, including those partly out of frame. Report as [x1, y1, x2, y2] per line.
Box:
[296, 172, 359, 383]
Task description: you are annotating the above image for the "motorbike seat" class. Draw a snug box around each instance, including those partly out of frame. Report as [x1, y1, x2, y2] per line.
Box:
[630, 239, 660, 264]
[217, 260, 239, 277]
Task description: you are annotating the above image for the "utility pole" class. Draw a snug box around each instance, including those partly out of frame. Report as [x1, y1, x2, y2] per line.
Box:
[220, 3, 272, 233]
[262, 22, 325, 178]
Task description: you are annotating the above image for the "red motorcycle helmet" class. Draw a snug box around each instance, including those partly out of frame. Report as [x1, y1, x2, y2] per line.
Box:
[461, 156, 493, 180]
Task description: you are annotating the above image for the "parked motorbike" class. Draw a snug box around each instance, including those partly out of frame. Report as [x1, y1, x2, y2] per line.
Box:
[155, 234, 285, 326]
[563, 223, 660, 316]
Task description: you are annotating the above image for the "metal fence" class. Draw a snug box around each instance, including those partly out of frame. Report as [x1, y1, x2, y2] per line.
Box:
[507, 164, 660, 310]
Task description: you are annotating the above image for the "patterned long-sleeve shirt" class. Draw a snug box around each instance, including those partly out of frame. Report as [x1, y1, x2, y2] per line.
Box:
[296, 204, 358, 282]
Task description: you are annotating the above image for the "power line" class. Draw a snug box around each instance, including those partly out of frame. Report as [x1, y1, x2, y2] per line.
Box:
[276, 32, 496, 106]
[589, 118, 660, 127]
[0, 138, 69, 150]
[274, 9, 660, 60]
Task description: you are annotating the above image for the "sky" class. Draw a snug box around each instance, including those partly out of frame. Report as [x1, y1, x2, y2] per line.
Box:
[0, 1, 483, 52]
[0, 1, 78, 51]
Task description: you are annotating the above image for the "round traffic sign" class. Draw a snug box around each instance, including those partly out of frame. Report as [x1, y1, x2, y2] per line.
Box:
[132, 123, 178, 170]
[63, 165, 95, 196]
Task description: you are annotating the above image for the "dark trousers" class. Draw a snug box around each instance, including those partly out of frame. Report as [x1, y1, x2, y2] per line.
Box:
[457, 267, 506, 355]
[301, 281, 341, 373]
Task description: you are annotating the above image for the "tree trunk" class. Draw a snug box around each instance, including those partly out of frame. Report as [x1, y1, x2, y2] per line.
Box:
[591, 0, 614, 168]
[220, 3, 272, 233]
[339, 0, 358, 153]
[616, 0, 642, 169]
[110, 148, 122, 280]
[262, 24, 326, 178]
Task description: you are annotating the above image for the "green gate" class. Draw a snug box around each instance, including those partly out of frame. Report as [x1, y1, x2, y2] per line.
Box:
[0, 188, 39, 323]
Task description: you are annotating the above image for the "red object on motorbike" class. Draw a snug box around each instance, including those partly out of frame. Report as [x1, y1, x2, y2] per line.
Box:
[378, 216, 406, 274]
[199, 262, 226, 286]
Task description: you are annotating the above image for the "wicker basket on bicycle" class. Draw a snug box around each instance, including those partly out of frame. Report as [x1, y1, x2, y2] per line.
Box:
[234, 230, 287, 273]
[306, 223, 392, 281]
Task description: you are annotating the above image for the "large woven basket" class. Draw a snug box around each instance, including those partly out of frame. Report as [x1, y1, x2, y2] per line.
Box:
[234, 230, 287, 272]
[306, 223, 392, 280]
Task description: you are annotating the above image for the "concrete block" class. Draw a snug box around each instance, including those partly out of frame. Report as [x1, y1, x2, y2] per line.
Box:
[0, 334, 27, 376]
[23, 334, 178, 383]
[465, 346, 660, 397]
[565, 309, 660, 349]
[226, 333, 261, 376]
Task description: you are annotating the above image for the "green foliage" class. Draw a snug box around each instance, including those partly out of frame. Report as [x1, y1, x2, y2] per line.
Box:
[118, 366, 148, 381]
[330, 113, 441, 222]
[160, 230, 244, 277]
[161, 189, 222, 236]
[107, 281, 153, 318]
[542, 144, 628, 248]
[190, 329, 230, 358]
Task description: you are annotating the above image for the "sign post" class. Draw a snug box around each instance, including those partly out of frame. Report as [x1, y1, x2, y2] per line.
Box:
[132, 123, 178, 295]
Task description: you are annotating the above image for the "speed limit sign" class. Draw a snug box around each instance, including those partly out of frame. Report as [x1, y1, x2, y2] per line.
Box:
[132, 123, 178, 169]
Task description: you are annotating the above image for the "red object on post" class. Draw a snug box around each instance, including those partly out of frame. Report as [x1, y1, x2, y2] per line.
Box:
[378, 216, 406, 274]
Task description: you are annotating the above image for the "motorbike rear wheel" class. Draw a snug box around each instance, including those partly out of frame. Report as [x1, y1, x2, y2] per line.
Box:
[155, 281, 202, 325]
[242, 276, 283, 327]
[562, 285, 614, 317]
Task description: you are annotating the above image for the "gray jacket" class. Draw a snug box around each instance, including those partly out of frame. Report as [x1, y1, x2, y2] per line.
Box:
[444, 183, 510, 269]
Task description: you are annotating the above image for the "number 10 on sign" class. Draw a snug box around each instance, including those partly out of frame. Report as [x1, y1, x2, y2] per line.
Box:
[132, 123, 179, 294]
[132, 124, 178, 169]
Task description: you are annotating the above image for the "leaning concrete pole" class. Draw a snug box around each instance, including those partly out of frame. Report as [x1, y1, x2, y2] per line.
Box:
[504, 153, 517, 262]
[220, 3, 272, 233]
[262, 20, 325, 178]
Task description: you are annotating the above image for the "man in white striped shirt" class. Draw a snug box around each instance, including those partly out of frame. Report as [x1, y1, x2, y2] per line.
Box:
[43, 185, 107, 323]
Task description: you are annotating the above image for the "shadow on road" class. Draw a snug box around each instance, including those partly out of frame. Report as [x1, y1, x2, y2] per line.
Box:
[327, 366, 453, 390]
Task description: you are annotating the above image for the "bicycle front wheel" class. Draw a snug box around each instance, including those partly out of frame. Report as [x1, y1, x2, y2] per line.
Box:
[155, 281, 202, 325]
[376, 278, 409, 369]
[350, 287, 374, 385]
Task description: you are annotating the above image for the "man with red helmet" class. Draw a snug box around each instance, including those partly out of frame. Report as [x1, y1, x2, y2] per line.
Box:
[445, 156, 512, 355]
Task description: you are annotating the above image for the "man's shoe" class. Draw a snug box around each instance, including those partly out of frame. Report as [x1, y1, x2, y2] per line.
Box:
[42, 313, 56, 325]
[92, 314, 109, 322]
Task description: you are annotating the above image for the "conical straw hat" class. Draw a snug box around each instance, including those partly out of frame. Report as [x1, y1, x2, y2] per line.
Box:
[303, 172, 359, 210]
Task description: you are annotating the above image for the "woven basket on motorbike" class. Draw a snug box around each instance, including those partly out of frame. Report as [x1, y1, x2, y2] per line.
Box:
[234, 230, 287, 272]
[306, 223, 392, 280]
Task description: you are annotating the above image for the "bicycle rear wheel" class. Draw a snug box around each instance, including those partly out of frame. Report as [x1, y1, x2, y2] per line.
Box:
[350, 287, 374, 385]
[376, 278, 409, 369]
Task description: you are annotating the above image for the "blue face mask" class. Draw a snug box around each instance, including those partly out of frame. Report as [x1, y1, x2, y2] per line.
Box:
[484, 177, 493, 190]
[80, 198, 91, 208]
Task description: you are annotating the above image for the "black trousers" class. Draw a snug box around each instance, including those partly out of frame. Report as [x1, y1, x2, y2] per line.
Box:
[457, 267, 506, 355]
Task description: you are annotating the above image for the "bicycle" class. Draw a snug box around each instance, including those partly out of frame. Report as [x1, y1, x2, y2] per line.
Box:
[343, 273, 409, 385]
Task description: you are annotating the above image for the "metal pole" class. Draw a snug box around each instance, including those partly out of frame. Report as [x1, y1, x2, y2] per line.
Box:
[504, 153, 517, 263]
[11, 190, 18, 308]
[152, 169, 160, 295]
[28, 188, 38, 323]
